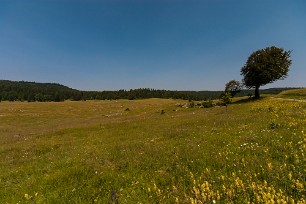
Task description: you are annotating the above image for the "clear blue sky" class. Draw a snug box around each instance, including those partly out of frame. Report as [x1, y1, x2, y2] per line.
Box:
[0, 0, 305, 91]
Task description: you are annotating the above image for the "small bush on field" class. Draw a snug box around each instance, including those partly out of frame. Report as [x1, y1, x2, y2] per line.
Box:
[160, 110, 165, 115]
[219, 92, 232, 105]
[188, 101, 195, 108]
[201, 100, 214, 108]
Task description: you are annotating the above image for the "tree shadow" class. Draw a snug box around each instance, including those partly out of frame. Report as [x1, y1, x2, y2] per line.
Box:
[232, 97, 254, 104]
[231, 95, 269, 104]
[231, 96, 267, 104]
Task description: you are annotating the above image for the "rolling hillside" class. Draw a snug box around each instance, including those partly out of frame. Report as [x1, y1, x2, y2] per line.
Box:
[278, 88, 306, 99]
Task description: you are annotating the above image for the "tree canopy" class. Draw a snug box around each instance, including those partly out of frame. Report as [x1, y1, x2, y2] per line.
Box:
[241, 46, 292, 99]
[225, 80, 242, 97]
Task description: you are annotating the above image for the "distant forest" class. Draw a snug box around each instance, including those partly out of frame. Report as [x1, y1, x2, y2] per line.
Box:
[0, 80, 297, 102]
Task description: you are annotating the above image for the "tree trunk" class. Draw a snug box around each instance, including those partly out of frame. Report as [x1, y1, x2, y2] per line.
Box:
[254, 85, 260, 99]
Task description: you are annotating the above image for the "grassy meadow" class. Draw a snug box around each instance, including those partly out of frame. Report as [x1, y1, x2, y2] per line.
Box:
[278, 88, 306, 100]
[1, 96, 306, 203]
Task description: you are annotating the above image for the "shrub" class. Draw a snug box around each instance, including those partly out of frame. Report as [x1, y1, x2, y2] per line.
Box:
[201, 100, 214, 108]
[219, 92, 232, 106]
[188, 101, 195, 108]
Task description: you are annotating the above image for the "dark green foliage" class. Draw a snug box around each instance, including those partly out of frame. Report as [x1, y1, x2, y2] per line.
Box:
[0, 80, 298, 102]
[0, 80, 79, 102]
[201, 100, 214, 108]
[241, 46, 292, 99]
[0, 80, 225, 102]
[180, 90, 224, 101]
[225, 80, 242, 97]
[235, 88, 299, 97]
[187, 101, 195, 108]
[219, 93, 232, 106]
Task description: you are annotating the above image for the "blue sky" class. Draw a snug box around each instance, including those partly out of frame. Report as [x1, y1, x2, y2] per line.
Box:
[0, 0, 305, 91]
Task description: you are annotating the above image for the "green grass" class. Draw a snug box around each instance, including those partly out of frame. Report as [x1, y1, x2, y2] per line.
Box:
[1, 98, 306, 203]
[277, 88, 306, 100]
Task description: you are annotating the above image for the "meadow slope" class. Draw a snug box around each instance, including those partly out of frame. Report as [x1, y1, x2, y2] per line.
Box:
[278, 88, 306, 100]
[1, 98, 306, 203]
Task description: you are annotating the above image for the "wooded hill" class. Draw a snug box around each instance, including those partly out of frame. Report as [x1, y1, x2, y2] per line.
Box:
[0, 80, 297, 102]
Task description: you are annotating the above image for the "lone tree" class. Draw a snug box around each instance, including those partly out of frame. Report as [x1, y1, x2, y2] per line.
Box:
[219, 92, 232, 111]
[241, 46, 292, 99]
[225, 80, 242, 97]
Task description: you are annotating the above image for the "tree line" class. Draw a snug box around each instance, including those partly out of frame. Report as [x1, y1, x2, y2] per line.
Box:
[0, 80, 212, 102]
[0, 80, 295, 102]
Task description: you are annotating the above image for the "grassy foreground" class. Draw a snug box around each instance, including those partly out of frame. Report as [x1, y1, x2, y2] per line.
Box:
[1, 98, 306, 203]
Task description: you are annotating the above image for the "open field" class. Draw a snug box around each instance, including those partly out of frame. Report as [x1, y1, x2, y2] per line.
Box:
[278, 88, 306, 100]
[1, 98, 306, 203]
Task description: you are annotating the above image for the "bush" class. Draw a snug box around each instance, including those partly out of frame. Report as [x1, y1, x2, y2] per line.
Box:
[219, 93, 232, 106]
[188, 101, 195, 108]
[201, 100, 214, 108]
